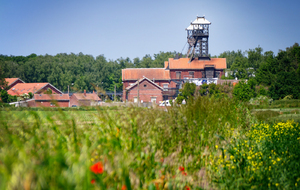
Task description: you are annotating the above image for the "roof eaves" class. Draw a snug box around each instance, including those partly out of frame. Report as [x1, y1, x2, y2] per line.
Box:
[126, 77, 163, 91]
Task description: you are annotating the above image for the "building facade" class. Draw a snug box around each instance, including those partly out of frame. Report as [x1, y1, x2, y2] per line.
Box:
[29, 94, 70, 107]
[122, 57, 226, 103]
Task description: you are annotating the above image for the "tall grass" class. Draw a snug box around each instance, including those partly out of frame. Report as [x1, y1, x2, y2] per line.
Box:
[5, 95, 300, 189]
[0, 96, 252, 189]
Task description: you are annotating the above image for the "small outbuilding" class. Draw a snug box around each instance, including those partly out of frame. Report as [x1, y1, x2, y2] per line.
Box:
[70, 90, 101, 107]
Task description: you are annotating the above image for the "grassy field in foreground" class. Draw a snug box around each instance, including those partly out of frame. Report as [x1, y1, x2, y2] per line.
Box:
[0, 97, 300, 189]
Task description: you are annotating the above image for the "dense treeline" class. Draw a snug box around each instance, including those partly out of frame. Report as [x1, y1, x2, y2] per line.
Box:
[0, 52, 176, 92]
[1, 43, 300, 100]
[218, 43, 300, 100]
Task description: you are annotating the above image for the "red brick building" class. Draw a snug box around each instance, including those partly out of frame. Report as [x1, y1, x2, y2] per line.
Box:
[122, 57, 226, 103]
[29, 94, 70, 107]
[125, 77, 164, 103]
[70, 90, 101, 107]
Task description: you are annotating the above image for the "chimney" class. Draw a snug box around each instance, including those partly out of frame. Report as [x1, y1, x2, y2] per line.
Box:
[84, 89, 86, 97]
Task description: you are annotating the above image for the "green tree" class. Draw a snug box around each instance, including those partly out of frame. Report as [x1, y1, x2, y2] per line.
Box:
[230, 57, 249, 79]
[256, 43, 300, 99]
[233, 80, 257, 101]
[218, 50, 245, 69]
[0, 65, 7, 89]
[0, 90, 9, 103]
[247, 46, 263, 71]
[177, 82, 196, 104]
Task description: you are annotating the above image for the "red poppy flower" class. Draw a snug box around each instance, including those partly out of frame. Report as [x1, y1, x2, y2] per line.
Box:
[179, 166, 184, 171]
[91, 179, 96, 184]
[182, 171, 187, 176]
[90, 162, 104, 174]
[185, 186, 190, 190]
[121, 185, 127, 190]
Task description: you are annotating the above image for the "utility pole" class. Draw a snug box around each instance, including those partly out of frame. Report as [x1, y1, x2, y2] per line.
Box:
[137, 79, 140, 107]
[114, 84, 116, 102]
[68, 85, 70, 107]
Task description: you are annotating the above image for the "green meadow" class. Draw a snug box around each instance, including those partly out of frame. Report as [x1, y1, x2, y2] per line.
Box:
[1, 96, 300, 189]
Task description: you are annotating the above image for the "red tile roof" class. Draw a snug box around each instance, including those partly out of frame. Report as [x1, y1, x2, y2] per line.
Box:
[72, 93, 101, 101]
[34, 94, 70, 101]
[5, 78, 25, 87]
[7, 83, 62, 96]
[166, 58, 226, 70]
[122, 68, 170, 81]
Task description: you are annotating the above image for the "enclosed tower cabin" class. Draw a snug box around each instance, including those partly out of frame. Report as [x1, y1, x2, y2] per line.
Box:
[186, 16, 211, 61]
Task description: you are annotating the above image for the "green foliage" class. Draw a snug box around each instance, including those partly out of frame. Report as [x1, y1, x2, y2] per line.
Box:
[249, 95, 273, 109]
[255, 43, 300, 100]
[233, 80, 257, 101]
[198, 83, 233, 98]
[0, 90, 9, 103]
[213, 121, 300, 189]
[0, 65, 7, 89]
[218, 50, 245, 69]
[218, 46, 265, 80]
[253, 110, 280, 121]
[0, 51, 176, 93]
[28, 92, 33, 99]
[271, 99, 300, 108]
[230, 56, 249, 79]
[0, 89, 17, 103]
[0, 96, 253, 189]
[176, 82, 196, 104]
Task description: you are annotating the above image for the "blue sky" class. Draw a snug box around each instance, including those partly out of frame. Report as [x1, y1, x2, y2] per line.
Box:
[1, 0, 300, 60]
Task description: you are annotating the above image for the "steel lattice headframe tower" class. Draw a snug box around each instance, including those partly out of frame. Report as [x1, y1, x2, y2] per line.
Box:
[186, 16, 211, 61]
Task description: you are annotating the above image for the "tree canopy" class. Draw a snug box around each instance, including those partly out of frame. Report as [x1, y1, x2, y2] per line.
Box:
[0, 51, 176, 93]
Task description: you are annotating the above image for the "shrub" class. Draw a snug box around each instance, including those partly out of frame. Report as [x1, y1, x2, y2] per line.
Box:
[212, 121, 300, 189]
[249, 95, 273, 108]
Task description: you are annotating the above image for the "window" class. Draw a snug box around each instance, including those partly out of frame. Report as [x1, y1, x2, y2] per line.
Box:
[176, 72, 181, 79]
[163, 84, 168, 91]
[189, 71, 194, 78]
[144, 84, 147, 87]
[50, 103, 55, 106]
[151, 97, 157, 103]
[134, 97, 138, 103]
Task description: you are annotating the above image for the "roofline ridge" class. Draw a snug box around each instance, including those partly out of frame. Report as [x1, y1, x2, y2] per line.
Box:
[125, 77, 163, 91]
[123, 68, 166, 70]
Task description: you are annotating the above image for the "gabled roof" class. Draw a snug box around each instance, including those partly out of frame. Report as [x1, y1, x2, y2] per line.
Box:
[72, 93, 101, 101]
[122, 68, 170, 81]
[34, 94, 70, 101]
[186, 16, 211, 30]
[7, 83, 63, 96]
[126, 77, 164, 91]
[166, 58, 226, 70]
[5, 78, 25, 87]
